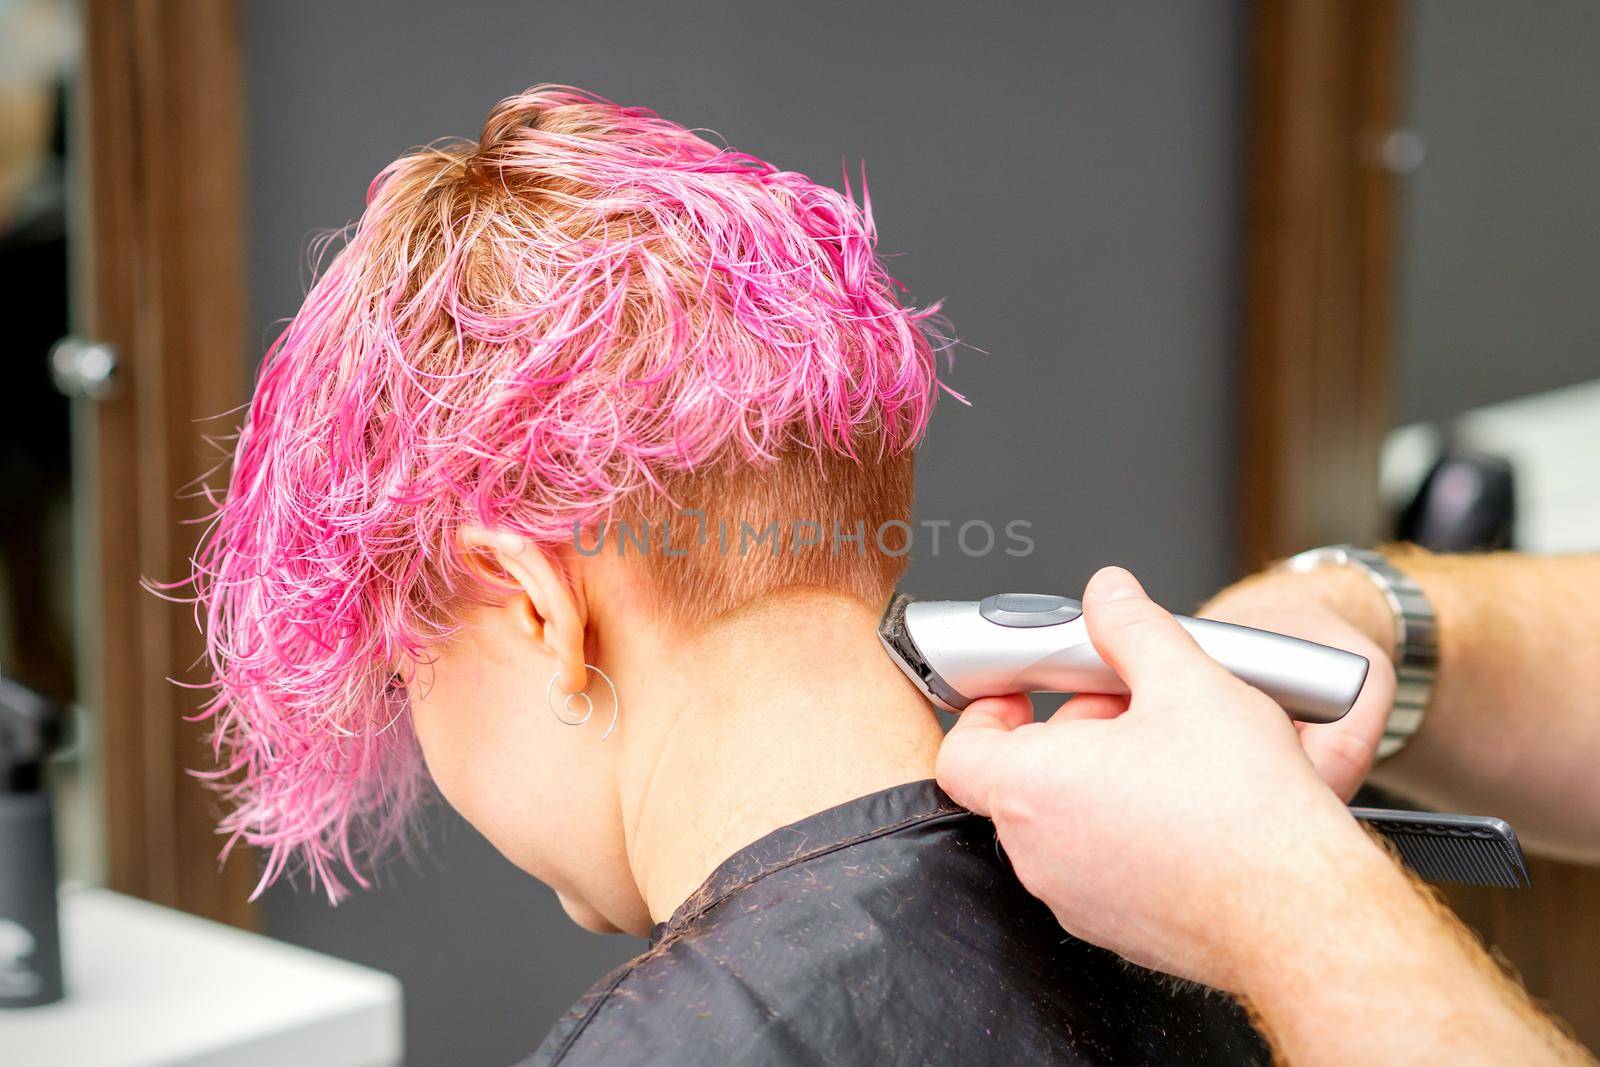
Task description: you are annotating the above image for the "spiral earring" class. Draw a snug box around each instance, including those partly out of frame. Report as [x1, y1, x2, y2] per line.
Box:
[545, 663, 621, 740]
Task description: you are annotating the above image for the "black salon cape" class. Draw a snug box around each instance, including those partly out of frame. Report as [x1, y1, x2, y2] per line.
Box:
[524, 780, 1268, 1065]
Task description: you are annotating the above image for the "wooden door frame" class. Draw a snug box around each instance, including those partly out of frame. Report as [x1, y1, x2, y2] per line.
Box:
[1238, 0, 1401, 571]
[81, 0, 255, 928]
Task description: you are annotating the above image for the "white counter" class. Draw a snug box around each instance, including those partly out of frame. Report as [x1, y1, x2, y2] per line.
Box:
[4, 888, 402, 1066]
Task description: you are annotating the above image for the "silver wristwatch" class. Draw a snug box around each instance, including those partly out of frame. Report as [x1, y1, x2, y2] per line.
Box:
[1280, 545, 1438, 759]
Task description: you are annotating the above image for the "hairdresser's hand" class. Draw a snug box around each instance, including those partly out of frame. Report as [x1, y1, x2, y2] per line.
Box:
[935, 566, 1392, 993]
[1201, 570, 1397, 800]
[940, 566, 1595, 1064]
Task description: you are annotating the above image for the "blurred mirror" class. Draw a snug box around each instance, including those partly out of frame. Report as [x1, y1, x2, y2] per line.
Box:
[1385, 0, 1600, 556]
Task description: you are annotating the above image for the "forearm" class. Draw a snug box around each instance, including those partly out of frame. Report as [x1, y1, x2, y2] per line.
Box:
[1219, 550, 1600, 859]
[1376, 551, 1600, 859]
[1236, 830, 1592, 1066]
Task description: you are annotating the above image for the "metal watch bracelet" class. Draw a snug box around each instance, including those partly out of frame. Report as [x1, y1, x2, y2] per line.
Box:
[1280, 545, 1438, 760]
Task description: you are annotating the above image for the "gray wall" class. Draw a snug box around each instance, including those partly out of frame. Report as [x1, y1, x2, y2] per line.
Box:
[1398, 0, 1600, 424]
[245, 2, 1246, 1063]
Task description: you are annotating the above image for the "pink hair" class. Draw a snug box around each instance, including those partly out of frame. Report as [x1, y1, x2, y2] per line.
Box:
[189, 86, 950, 901]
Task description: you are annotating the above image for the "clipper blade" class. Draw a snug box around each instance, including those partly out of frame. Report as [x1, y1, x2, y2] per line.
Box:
[878, 594, 920, 669]
[878, 593, 967, 710]
[1354, 808, 1530, 888]
[879, 594, 938, 698]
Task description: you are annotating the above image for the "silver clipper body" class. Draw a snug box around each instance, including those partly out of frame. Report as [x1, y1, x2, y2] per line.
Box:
[881, 591, 1530, 888]
[879, 592, 1368, 724]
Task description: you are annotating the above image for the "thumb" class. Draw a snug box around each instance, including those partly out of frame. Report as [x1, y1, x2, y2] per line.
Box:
[935, 694, 1033, 815]
[1082, 566, 1216, 696]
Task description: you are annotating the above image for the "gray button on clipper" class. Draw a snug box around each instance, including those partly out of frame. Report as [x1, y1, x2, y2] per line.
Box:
[977, 593, 1084, 628]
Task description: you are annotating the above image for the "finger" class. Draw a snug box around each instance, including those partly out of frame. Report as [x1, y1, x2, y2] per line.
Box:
[1300, 723, 1378, 802]
[1051, 693, 1129, 722]
[960, 693, 1036, 731]
[1081, 566, 1218, 694]
[936, 694, 1032, 815]
[1299, 675, 1389, 800]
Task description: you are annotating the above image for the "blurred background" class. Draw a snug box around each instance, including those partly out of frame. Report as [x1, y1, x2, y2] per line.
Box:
[2, 1, 1596, 1063]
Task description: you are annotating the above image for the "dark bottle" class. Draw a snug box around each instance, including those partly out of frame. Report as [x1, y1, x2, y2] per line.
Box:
[0, 676, 64, 1008]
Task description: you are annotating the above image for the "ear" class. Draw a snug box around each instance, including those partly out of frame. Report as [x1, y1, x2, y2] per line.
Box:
[460, 527, 589, 694]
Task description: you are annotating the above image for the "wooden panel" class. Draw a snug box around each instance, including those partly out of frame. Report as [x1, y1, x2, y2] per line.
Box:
[82, 0, 255, 928]
[1442, 862, 1600, 1047]
[1238, 0, 1400, 568]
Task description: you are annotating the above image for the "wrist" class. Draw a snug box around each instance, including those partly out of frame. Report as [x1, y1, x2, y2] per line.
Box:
[1208, 567, 1397, 664]
[1300, 565, 1398, 663]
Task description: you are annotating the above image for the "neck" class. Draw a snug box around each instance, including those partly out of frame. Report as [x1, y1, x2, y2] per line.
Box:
[617, 589, 942, 925]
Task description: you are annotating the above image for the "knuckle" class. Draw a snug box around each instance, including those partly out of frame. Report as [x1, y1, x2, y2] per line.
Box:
[990, 790, 1033, 828]
[1102, 600, 1178, 637]
[934, 740, 978, 787]
[1224, 679, 1282, 717]
[1323, 728, 1376, 776]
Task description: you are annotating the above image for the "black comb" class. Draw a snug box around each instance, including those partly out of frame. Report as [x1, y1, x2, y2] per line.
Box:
[1353, 807, 1530, 888]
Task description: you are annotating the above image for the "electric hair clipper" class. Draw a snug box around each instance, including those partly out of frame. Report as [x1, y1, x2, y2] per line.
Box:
[879, 592, 1366, 723]
[882, 592, 1532, 888]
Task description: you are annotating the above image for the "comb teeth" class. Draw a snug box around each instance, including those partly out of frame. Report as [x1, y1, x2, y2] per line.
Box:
[1353, 807, 1530, 888]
